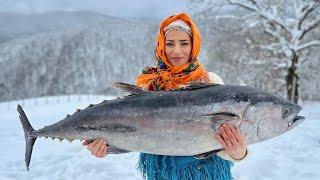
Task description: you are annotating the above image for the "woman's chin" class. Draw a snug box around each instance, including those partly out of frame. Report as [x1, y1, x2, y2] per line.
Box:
[171, 59, 188, 66]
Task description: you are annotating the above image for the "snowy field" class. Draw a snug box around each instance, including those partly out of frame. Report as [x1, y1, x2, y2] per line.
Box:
[0, 95, 319, 180]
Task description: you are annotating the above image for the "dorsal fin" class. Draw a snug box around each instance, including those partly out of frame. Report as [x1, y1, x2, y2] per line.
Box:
[171, 82, 219, 91]
[113, 82, 148, 95]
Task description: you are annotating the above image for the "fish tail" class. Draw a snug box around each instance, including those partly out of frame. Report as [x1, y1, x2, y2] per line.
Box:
[17, 104, 37, 171]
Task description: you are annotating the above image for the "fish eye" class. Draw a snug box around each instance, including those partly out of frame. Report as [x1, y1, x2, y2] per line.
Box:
[282, 107, 290, 118]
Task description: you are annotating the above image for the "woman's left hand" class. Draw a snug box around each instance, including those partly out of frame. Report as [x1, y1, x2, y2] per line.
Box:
[215, 124, 247, 160]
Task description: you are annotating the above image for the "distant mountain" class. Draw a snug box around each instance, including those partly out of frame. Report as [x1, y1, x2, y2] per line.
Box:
[0, 11, 126, 43]
[0, 15, 158, 101]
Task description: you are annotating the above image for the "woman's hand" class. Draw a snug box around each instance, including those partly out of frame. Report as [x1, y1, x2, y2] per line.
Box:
[215, 124, 247, 160]
[82, 139, 108, 158]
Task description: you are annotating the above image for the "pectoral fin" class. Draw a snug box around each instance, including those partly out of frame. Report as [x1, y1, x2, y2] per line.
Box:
[202, 113, 242, 131]
[86, 139, 130, 154]
[194, 149, 223, 160]
[107, 145, 130, 154]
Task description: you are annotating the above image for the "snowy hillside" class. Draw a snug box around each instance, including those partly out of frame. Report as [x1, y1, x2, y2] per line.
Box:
[0, 96, 319, 180]
[0, 17, 157, 102]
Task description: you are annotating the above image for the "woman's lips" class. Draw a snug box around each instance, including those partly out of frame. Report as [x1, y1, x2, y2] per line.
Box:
[171, 57, 183, 61]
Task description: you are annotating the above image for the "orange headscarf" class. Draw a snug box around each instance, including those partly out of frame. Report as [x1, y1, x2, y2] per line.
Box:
[136, 12, 208, 91]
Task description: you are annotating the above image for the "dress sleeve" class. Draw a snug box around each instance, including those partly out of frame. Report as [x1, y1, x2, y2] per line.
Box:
[216, 149, 248, 162]
[207, 72, 224, 85]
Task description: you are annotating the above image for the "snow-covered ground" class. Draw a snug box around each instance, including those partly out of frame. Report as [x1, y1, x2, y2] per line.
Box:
[0, 95, 319, 180]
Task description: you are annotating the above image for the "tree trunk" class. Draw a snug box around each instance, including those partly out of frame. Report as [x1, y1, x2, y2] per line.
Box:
[286, 51, 299, 103]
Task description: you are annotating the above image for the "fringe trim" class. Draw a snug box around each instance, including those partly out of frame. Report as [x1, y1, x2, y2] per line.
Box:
[136, 153, 233, 180]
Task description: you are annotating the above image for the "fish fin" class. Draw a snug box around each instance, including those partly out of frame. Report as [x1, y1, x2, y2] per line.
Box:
[107, 145, 131, 154]
[113, 82, 148, 95]
[17, 104, 37, 171]
[203, 112, 239, 118]
[171, 82, 219, 91]
[86, 139, 130, 154]
[194, 149, 223, 160]
[202, 113, 242, 132]
[202, 101, 250, 121]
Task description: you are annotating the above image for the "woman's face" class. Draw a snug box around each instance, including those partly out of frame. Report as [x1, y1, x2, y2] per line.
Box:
[165, 30, 192, 67]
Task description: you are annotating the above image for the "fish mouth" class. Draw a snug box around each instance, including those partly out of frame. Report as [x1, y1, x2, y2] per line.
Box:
[288, 115, 305, 128]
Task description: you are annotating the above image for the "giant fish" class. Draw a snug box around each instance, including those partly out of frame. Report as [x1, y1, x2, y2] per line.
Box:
[17, 83, 305, 170]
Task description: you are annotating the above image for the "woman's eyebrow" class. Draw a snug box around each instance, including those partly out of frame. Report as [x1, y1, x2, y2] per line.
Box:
[166, 39, 190, 42]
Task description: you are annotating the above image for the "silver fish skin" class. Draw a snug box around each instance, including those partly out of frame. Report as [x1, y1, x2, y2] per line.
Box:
[17, 83, 304, 170]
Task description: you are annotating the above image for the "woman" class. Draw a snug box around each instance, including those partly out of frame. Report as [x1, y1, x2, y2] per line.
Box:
[83, 12, 247, 179]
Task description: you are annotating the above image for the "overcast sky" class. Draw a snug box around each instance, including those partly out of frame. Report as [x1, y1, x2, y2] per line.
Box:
[0, 0, 188, 18]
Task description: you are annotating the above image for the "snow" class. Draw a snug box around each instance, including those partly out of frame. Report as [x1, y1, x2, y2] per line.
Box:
[0, 95, 319, 180]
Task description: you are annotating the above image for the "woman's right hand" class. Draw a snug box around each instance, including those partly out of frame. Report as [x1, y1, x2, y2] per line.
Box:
[82, 139, 108, 158]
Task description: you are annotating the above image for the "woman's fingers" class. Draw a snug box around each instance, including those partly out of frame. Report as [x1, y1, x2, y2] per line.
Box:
[83, 139, 108, 158]
[216, 124, 248, 159]
[230, 126, 244, 145]
[96, 140, 107, 157]
[100, 144, 108, 158]
[92, 139, 104, 156]
[224, 125, 239, 145]
[219, 125, 233, 148]
[216, 134, 228, 149]
[87, 139, 99, 151]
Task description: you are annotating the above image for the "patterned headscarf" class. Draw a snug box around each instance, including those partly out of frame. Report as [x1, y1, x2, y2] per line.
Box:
[136, 12, 208, 91]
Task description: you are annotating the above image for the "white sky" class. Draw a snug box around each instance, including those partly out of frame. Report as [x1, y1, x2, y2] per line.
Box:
[0, 0, 188, 18]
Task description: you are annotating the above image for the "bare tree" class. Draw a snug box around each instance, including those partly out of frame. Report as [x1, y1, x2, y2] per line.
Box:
[189, 0, 320, 103]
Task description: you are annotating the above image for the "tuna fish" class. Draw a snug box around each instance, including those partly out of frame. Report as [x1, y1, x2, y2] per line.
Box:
[17, 82, 304, 170]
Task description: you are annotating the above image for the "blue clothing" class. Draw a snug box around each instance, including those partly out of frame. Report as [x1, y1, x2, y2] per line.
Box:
[137, 153, 233, 180]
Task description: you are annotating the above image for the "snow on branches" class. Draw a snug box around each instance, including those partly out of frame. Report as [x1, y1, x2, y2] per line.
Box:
[225, 0, 320, 58]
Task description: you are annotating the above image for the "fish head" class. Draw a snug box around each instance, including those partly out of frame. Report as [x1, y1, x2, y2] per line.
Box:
[241, 94, 304, 142]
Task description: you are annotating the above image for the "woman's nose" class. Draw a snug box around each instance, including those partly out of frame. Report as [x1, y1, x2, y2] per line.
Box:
[172, 45, 181, 55]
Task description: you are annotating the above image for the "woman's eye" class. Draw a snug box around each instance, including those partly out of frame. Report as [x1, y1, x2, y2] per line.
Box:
[166, 43, 173, 46]
[181, 43, 189, 46]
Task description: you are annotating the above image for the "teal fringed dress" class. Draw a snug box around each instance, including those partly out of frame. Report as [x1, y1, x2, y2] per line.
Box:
[137, 153, 233, 180]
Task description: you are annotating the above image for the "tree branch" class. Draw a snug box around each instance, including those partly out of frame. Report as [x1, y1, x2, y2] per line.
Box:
[226, 0, 289, 33]
[300, 16, 320, 40]
[298, 2, 320, 30]
[297, 40, 320, 52]
[226, 0, 258, 12]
